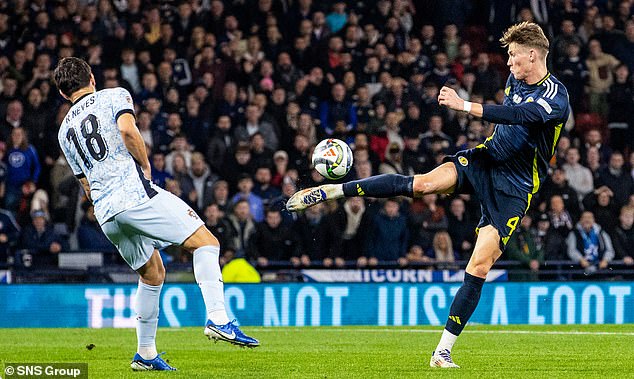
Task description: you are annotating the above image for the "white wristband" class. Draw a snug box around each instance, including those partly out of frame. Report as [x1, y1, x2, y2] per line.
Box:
[463, 101, 472, 113]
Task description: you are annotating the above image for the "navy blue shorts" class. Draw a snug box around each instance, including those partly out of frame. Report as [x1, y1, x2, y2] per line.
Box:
[443, 148, 529, 251]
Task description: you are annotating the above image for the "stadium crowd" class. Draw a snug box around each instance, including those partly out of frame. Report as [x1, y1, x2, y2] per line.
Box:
[0, 0, 632, 275]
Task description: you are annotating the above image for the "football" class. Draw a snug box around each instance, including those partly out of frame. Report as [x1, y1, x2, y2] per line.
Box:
[312, 138, 354, 180]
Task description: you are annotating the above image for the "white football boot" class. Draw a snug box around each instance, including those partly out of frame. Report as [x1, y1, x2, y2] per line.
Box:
[286, 184, 342, 211]
[430, 349, 460, 368]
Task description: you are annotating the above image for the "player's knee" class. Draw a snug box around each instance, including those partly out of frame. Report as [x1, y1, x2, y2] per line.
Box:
[183, 226, 220, 251]
[467, 255, 496, 278]
[140, 264, 165, 286]
[412, 175, 434, 196]
[467, 263, 491, 278]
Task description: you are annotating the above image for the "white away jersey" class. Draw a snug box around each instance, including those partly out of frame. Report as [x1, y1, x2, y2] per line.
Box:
[58, 87, 158, 224]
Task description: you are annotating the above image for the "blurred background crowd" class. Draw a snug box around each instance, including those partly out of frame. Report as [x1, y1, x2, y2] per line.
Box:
[0, 0, 632, 277]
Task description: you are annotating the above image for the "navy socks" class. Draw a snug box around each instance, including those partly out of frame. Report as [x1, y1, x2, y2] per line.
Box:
[342, 174, 414, 198]
[444, 272, 485, 335]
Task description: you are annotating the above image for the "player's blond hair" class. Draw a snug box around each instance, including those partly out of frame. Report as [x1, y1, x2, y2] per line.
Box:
[500, 22, 549, 56]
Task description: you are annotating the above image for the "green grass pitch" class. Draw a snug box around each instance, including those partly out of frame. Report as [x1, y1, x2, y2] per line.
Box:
[1, 325, 633, 378]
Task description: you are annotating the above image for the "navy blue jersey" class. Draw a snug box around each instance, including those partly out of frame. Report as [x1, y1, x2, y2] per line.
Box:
[479, 73, 570, 201]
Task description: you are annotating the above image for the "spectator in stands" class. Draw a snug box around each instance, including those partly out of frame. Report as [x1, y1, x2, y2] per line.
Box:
[252, 166, 280, 207]
[442, 25, 460, 62]
[77, 202, 115, 253]
[607, 64, 633, 152]
[409, 194, 449, 251]
[223, 144, 256, 191]
[231, 174, 264, 223]
[540, 167, 581, 221]
[447, 197, 475, 259]
[420, 114, 453, 156]
[429, 52, 453, 86]
[368, 199, 408, 265]
[251, 208, 299, 267]
[580, 129, 611, 164]
[321, 197, 372, 267]
[150, 152, 172, 189]
[18, 209, 65, 266]
[294, 202, 325, 267]
[506, 215, 543, 281]
[164, 134, 192, 174]
[612, 205, 634, 266]
[210, 180, 231, 215]
[119, 48, 141, 94]
[0, 207, 19, 263]
[137, 111, 154, 150]
[583, 186, 619, 233]
[206, 115, 236, 174]
[288, 134, 312, 179]
[567, 211, 615, 272]
[597, 152, 634, 208]
[319, 83, 357, 140]
[249, 132, 274, 169]
[612, 20, 634, 72]
[169, 152, 196, 203]
[235, 104, 279, 151]
[379, 142, 411, 175]
[551, 19, 583, 65]
[555, 134, 571, 164]
[0, 78, 19, 121]
[534, 212, 567, 261]
[426, 231, 458, 268]
[562, 147, 594, 201]
[556, 41, 588, 111]
[216, 81, 246, 126]
[473, 52, 501, 101]
[549, 194, 575, 238]
[165, 178, 191, 206]
[188, 152, 217, 213]
[585, 38, 620, 116]
[203, 203, 234, 260]
[22, 87, 52, 159]
[585, 146, 604, 181]
[5, 127, 40, 212]
[226, 199, 257, 258]
[593, 14, 622, 54]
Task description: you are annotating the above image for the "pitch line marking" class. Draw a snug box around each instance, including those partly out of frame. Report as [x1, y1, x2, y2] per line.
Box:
[159, 327, 634, 336]
[247, 328, 634, 336]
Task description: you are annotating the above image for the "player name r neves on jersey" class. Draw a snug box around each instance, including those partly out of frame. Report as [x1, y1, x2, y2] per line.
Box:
[65, 95, 96, 123]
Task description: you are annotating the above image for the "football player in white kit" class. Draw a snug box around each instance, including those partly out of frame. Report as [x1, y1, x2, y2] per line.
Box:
[54, 57, 259, 371]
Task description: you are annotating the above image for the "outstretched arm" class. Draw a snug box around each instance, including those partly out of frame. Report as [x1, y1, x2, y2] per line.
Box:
[438, 86, 554, 125]
[438, 86, 484, 117]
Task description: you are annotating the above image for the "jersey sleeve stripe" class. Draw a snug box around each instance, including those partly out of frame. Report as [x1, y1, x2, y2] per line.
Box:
[115, 109, 135, 122]
[543, 79, 553, 99]
[549, 84, 559, 100]
[543, 80, 552, 98]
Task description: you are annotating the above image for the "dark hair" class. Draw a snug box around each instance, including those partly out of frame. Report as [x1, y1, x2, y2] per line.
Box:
[53, 57, 92, 97]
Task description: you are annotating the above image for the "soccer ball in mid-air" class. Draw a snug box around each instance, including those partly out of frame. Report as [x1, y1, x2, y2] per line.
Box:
[312, 138, 353, 180]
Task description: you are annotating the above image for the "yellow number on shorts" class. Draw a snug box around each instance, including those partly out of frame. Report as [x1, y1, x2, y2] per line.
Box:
[506, 216, 520, 237]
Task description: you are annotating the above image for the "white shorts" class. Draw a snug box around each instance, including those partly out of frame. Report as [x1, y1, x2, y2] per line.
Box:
[101, 188, 204, 270]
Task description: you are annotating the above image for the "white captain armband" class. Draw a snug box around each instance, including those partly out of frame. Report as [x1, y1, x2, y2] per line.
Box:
[537, 98, 552, 114]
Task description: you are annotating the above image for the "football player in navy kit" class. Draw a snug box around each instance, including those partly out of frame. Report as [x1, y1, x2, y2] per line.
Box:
[287, 22, 569, 368]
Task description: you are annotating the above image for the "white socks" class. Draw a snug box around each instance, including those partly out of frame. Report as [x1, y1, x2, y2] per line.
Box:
[135, 280, 162, 360]
[436, 329, 458, 352]
[193, 245, 230, 325]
